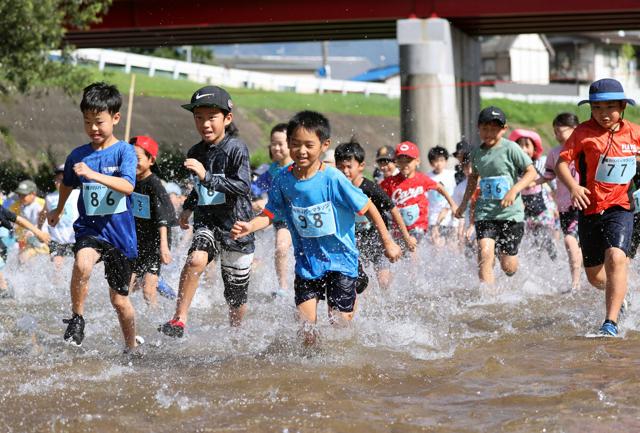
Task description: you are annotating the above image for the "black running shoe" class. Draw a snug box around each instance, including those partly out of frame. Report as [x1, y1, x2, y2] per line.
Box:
[63, 313, 85, 346]
[158, 319, 185, 338]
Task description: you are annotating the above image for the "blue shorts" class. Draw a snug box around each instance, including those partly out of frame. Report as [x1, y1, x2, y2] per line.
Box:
[294, 271, 360, 313]
[579, 206, 633, 267]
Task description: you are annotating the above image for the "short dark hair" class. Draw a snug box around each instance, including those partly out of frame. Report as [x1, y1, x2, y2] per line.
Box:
[80, 82, 122, 115]
[428, 145, 449, 162]
[270, 123, 288, 137]
[287, 111, 331, 142]
[552, 112, 580, 128]
[335, 138, 366, 164]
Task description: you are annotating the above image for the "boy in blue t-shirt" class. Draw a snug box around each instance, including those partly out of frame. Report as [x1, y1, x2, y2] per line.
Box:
[232, 111, 401, 345]
[48, 82, 140, 351]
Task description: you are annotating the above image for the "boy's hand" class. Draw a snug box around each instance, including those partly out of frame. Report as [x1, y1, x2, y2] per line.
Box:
[160, 245, 172, 264]
[570, 185, 591, 210]
[404, 235, 418, 252]
[231, 221, 253, 240]
[178, 209, 192, 230]
[501, 189, 518, 208]
[454, 203, 467, 219]
[34, 230, 50, 245]
[184, 159, 206, 181]
[47, 209, 61, 226]
[383, 240, 402, 262]
[465, 226, 475, 241]
[73, 162, 96, 180]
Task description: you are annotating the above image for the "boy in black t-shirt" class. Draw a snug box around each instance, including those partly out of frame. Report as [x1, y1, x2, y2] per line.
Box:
[128, 136, 178, 306]
[335, 139, 416, 290]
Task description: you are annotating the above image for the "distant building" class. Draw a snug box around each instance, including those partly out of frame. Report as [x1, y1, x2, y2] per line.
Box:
[350, 65, 400, 87]
[481, 34, 554, 85]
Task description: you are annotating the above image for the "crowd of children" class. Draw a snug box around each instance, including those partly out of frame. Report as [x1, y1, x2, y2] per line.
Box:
[0, 76, 636, 352]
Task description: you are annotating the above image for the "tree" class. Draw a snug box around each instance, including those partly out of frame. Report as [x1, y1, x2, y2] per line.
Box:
[0, 0, 112, 94]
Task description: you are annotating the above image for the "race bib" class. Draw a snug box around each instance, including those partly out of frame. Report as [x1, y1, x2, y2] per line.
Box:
[82, 183, 127, 216]
[197, 178, 226, 206]
[633, 190, 640, 214]
[479, 176, 510, 200]
[131, 192, 151, 219]
[355, 213, 371, 231]
[291, 201, 336, 238]
[399, 204, 419, 227]
[595, 155, 636, 184]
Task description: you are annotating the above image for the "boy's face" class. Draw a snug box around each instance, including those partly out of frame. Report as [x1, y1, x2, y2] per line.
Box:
[193, 106, 232, 144]
[134, 145, 154, 177]
[478, 122, 507, 146]
[377, 159, 396, 178]
[462, 161, 472, 176]
[83, 110, 120, 146]
[18, 192, 35, 205]
[337, 158, 365, 183]
[396, 155, 419, 178]
[429, 156, 447, 173]
[288, 127, 329, 169]
[517, 138, 535, 158]
[553, 125, 575, 145]
[590, 100, 625, 130]
[269, 131, 289, 163]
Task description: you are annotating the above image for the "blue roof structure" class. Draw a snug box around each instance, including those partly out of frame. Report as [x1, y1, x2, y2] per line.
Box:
[350, 65, 399, 82]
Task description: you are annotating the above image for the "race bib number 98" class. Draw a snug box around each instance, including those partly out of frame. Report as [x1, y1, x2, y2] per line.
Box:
[83, 183, 127, 216]
[595, 155, 636, 184]
[291, 201, 337, 238]
[479, 176, 510, 200]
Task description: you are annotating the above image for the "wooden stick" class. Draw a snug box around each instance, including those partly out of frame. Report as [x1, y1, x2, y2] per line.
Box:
[124, 74, 136, 142]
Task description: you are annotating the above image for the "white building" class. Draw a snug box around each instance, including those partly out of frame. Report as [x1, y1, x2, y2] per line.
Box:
[481, 34, 553, 85]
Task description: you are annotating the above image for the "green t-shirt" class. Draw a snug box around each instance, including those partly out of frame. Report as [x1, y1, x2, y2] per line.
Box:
[471, 138, 533, 222]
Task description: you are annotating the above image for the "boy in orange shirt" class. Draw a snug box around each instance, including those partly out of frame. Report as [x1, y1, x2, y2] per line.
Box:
[556, 78, 640, 337]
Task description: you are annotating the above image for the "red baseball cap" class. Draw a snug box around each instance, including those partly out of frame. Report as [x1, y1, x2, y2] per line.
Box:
[395, 141, 420, 159]
[130, 135, 158, 158]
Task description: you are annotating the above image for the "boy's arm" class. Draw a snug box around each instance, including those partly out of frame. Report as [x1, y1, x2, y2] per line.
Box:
[159, 226, 172, 264]
[556, 159, 591, 210]
[365, 202, 401, 262]
[231, 213, 272, 239]
[47, 184, 73, 226]
[15, 215, 50, 245]
[74, 164, 134, 195]
[454, 172, 479, 218]
[389, 206, 417, 251]
[501, 165, 537, 207]
[185, 148, 251, 197]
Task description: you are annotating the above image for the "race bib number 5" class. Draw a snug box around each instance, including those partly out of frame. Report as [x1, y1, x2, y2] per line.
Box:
[399, 204, 419, 227]
[291, 201, 337, 238]
[479, 176, 510, 200]
[83, 183, 127, 216]
[595, 155, 636, 184]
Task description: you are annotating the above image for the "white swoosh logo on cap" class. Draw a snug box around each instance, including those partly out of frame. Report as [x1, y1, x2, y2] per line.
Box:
[195, 93, 214, 100]
[491, 111, 500, 115]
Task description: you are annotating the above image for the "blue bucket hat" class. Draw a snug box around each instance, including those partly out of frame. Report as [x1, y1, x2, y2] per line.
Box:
[578, 78, 636, 106]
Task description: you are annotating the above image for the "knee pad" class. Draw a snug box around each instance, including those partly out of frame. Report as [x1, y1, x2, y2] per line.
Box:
[221, 264, 251, 308]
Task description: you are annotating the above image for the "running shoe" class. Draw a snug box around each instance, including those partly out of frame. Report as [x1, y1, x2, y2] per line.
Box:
[63, 313, 85, 346]
[157, 278, 177, 300]
[158, 319, 185, 338]
[598, 320, 619, 337]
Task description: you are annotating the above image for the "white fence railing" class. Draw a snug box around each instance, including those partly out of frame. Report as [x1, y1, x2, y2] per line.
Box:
[70, 48, 401, 98]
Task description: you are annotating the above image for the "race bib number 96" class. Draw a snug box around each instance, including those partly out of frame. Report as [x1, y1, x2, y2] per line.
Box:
[83, 183, 127, 216]
[479, 176, 510, 200]
[291, 201, 337, 238]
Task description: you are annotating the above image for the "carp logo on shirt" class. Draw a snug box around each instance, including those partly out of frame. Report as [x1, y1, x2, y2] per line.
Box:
[621, 143, 637, 154]
[391, 186, 424, 205]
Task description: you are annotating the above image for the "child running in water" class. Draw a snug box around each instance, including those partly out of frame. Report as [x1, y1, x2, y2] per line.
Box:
[426, 146, 457, 246]
[540, 113, 582, 292]
[556, 78, 640, 336]
[334, 138, 416, 291]
[251, 123, 293, 298]
[455, 106, 537, 286]
[48, 82, 140, 350]
[159, 86, 255, 337]
[232, 111, 401, 345]
[128, 136, 177, 307]
[510, 129, 558, 261]
[11, 180, 49, 263]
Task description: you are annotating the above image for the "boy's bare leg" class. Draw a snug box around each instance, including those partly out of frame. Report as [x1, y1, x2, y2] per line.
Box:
[564, 235, 582, 289]
[109, 288, 137, 349]
[376, 268, 391, 290]
[174, 251, 209, 323]
[70, 248, 100, 315]
[275, 228, 291, 290]
[0, 272, 8, 290]
[297, 298, 319, 346]
[229, 304, 247, 327]
[477, 238, 496, 285]
[142, 273, 159, 307]
[499, 254, 518, 276]
[604, 247, 628, 323]
[585, 265, 607, 290]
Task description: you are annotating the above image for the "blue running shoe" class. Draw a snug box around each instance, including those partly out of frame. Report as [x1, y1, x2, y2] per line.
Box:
[598, 320, 618, 337]
[157, 278, 177, 300]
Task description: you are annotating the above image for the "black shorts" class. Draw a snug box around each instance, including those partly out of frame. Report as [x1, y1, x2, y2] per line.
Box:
[130, 248, 161, 276]
[73, 236, 132, 296]
[559, 208, 580, 238]
[630, 213, 640, 259]
[579, 206, 634, 267]
[294, 271, 360, 313]
[475, 220, 525, 256]
[357, 231, 387, 270]
[273, 220, 288, 231]
[49, 241, 75, 258]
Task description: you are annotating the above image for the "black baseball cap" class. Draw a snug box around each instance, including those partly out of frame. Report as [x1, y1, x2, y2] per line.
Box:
[477, 106, 506, 126]
[452, 139, 472, 158]
[181, 86, 234, 112]
[375, 145, 396, 162]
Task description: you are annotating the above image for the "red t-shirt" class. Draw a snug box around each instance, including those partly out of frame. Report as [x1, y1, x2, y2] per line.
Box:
[559, 118, 640, 215]
[381, 172, 438, 230]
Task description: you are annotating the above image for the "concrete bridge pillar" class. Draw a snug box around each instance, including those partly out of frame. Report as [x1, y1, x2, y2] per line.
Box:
[398, 18, 480, 159]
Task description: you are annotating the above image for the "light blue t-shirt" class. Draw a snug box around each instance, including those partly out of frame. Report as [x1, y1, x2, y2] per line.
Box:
[265, 165, 370, 279]
[63, 141, 138, 258]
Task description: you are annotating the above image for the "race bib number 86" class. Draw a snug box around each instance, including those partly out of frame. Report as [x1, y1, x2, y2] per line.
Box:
[83, 183, 127, 216]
